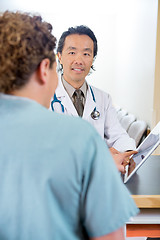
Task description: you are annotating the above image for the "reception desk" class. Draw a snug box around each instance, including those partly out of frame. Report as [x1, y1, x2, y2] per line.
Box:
[125, 155, 160, 238]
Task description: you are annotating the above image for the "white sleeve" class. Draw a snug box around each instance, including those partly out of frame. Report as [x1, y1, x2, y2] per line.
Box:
[104, 94, 136, 151]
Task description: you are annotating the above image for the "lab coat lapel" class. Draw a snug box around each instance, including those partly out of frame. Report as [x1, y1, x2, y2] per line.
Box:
[83, 85, 96, 119]
[55, 79, 78, 116]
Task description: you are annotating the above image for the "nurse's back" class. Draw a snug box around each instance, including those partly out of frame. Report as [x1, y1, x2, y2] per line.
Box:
[0, 96, 138, 240]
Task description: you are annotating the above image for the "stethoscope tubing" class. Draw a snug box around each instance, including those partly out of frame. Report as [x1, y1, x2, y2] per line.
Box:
[51, 93, 65, 112]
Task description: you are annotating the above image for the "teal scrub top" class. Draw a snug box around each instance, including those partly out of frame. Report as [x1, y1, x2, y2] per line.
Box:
[0, 94, 139, 240]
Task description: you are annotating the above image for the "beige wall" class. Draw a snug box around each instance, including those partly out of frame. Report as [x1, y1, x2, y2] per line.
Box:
[87, 0, 158, 129]
[112, 0, 157, 127]
[153, 0, 160, 128]
[153, 0, 160, 154]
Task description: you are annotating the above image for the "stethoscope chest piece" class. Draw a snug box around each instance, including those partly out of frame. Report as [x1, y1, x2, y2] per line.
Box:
[91, 109, 100, 120]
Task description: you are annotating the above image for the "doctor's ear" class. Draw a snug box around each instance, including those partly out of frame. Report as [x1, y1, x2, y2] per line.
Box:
[38, 58, 50, 84]
[57, 53, 63, 73]
[57, 52, 62, 64]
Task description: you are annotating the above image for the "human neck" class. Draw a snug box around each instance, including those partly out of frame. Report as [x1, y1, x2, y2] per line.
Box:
[62, 75, 85, 89]
[10, 75, 47, 108]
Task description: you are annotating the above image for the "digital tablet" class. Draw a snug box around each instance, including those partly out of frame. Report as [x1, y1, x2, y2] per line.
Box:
[124, 121, 160, 183]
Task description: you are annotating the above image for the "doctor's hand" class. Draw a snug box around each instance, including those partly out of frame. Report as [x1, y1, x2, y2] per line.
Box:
[109, 148, 137, 174]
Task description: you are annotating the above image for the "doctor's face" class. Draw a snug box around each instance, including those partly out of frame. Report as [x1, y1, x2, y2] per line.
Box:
[58, 34, 94, 88]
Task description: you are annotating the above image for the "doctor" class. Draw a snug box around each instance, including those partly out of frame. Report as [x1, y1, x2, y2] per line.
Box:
[51, 25, 137, 172]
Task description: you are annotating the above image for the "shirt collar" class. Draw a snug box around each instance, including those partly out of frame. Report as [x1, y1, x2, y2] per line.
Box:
[61, 75, 87, 99]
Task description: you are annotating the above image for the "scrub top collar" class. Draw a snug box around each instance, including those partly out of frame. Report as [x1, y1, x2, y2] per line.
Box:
[0, 93, 33, 103]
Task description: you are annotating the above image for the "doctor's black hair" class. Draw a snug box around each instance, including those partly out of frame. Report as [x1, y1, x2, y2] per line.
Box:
[57, 25, 98, 73]
[57, 25, 98, 57]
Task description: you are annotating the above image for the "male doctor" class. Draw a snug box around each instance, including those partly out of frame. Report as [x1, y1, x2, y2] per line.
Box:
[51, 25, 137, 172]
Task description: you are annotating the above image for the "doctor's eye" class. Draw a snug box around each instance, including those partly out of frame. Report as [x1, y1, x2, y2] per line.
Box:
[84, 53, 91, 56]
[69, 51, 75, 55]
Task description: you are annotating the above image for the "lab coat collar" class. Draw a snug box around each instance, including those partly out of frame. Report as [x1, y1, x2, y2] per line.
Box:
[56, 76, 67, 98]
[55, 77, 78, 116]
[55, 77, 96, 118]
[83, 84, 96, 119]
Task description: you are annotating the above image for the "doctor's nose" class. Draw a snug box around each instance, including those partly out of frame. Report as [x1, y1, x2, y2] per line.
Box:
[74, 55, 83, 65]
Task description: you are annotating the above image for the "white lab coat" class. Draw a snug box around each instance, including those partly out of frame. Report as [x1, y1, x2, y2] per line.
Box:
[51, 78, 136, 152]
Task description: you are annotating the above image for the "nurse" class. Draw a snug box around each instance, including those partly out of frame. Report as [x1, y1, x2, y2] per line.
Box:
[51, 25, 137, 172]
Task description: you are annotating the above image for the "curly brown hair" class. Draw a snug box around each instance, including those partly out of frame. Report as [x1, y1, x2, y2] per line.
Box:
[0, 11, 56, 93]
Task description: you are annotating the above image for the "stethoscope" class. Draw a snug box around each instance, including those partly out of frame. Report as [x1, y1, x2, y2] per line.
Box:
[89, 86, 100, 120]
[51, 86, 100, 120]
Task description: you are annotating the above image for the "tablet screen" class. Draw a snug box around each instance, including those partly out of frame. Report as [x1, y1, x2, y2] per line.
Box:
[127, 133, 160, 177]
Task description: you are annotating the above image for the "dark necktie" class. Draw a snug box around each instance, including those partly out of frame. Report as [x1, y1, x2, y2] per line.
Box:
[73, 89, 84, 117]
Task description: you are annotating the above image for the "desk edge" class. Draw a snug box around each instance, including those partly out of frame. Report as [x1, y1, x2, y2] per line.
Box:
[132, 195, 160, 208]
